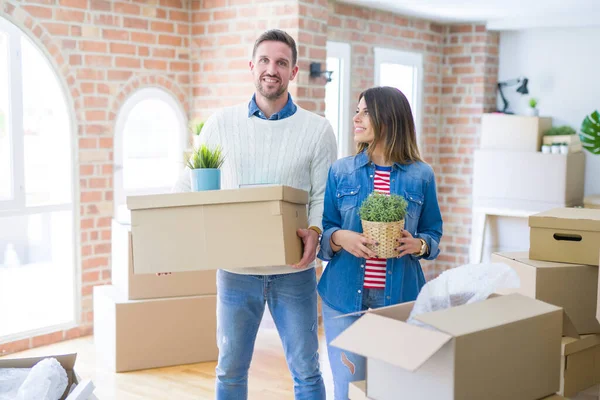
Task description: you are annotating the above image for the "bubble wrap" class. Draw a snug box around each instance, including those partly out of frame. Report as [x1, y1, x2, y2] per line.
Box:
[0, 357, 68, 400]
[407, 263, 520, 327]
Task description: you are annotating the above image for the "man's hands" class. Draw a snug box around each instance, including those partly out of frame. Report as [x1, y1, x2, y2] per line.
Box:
[332, 230, 378, 259]
[293, 228, 319, 269]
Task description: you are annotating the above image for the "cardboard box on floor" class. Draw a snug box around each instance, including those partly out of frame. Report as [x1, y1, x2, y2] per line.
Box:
[0, 353, 96, 399]
[560, 335, 600, 397]
[492, 251, 600, 335]
[332, 294, 570, 400]
[111, 219, 217, 300]
[127, 185, 309, 274]
[93, 285, 218, 372]
[473, 150, 585, 211]
[348, 380, 566, 400]
[529, 207, 600, 266]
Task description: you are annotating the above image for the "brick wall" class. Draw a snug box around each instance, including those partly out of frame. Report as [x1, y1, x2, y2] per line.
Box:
[0, 0, 192, 355]
[190, 0, 328, 122]
[0, 0, 500, 355]
[437, 25, 499, 274]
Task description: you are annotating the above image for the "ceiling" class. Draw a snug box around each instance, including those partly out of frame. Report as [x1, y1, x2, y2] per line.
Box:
[339, 0, 600, 30]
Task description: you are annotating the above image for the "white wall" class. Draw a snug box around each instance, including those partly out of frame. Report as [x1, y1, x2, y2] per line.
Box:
[498, 26, 600, 196]
[478, 26, 600, 261]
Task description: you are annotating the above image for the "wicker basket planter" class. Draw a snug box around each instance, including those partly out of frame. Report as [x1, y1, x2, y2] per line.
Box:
[361, 219, 404, 259]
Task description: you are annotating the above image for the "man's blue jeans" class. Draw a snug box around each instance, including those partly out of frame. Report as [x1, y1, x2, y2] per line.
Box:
[215, 268, 325, 400]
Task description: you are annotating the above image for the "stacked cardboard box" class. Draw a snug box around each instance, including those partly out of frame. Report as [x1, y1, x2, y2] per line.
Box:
[474, 114, 584, 212]
[93, 219, 219, 372]
[492, 207, 600, 397]
[94, 186, 310, 372]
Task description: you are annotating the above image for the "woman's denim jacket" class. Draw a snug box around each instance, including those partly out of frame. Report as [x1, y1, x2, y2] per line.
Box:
[317, 151, 443, 314]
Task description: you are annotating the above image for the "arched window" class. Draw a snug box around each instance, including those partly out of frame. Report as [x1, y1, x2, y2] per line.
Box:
[0, 17, 76, 340]
[113, 88, 186, 222]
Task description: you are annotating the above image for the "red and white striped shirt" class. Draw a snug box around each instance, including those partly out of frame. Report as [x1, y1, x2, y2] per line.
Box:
[363, 166, 391, 289]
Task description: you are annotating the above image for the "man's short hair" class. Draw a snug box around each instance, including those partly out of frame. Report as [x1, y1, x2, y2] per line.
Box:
[252, 29, 298, 66]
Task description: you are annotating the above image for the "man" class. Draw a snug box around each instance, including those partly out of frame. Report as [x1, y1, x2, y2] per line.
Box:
[172, 29, 337, 399]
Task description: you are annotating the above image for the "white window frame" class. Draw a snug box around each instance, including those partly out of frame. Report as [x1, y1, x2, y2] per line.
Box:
[113, 87, 187, 222]
[326, 41, 352, 158]
[374, 48, 424, 144]
[0, 17, 25, 211]
[0, 16, 78, 343]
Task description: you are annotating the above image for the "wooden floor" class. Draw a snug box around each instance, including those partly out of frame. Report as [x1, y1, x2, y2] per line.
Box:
[2, 323, 334, 400]
[6, 322, 600, 400]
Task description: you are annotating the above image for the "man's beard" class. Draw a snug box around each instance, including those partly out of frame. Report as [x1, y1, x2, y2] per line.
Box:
[256, 76, 287, 100]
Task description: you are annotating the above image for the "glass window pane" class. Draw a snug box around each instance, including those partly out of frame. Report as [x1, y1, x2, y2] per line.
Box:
[0, 210, 75, 336]
[0, 31, 12, 201]
[325, 57, 342, 141]
[380, 63, 417, 113]
[21, 35, 72, 207]
[123, 98, 182, 191]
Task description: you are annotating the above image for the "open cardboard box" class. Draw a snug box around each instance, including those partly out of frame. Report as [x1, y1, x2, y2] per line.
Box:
[492, 251, 600, 335]
[332, 294, 574, 400]
[0, 353, 96, 399]
[529, 207, 600, 266]
[127, 185, 309, 274]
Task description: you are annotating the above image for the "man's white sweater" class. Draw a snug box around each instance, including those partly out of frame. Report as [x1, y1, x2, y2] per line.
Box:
[173, 103, 337, 275]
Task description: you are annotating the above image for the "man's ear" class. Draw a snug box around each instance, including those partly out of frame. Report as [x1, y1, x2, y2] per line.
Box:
[290, 65, 299, 81]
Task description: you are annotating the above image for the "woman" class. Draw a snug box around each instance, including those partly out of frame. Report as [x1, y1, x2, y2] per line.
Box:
[317, 86, 443, 399]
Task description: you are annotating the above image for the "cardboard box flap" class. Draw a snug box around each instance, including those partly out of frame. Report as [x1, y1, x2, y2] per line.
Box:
[127, 185, 308, 211]
[415, 294, 561, 337]
[529, 207, 600, 232]
[331, 313, 452, 372]
[0, 353, 77, 369]
[65, 378, 95, 400]
[495, 251, 588, 269]
[562, 334, 600, 356]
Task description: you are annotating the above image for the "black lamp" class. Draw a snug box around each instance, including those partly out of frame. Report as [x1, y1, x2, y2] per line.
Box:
[309, 62, 334, 83]
[497, 77, 529, 114]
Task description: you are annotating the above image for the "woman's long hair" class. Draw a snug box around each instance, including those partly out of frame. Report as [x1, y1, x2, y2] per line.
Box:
[356, 86, 422, 165]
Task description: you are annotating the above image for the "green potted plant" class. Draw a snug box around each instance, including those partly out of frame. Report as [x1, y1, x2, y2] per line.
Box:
[359, 192, 408, 258]
[542, 125, 579, 151]
[190, 120, 205, 149]
[526, 97, 539, 116]
[580, 110, 600, 155]
[186, 144, 225, 191]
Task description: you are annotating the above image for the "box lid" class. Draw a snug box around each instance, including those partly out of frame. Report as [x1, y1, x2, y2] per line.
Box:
[562, 334, 600, 356]
[127, 185, 308, 211]
[494, 251, 589, 269]
[529, 207, 600, 232]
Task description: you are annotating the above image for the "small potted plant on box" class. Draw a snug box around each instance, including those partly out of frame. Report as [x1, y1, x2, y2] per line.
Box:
[359, 192, 408, 258]
[190, 120, 205, 149]
[186, 144, 225, 191]
[526, 97, 539, 116]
